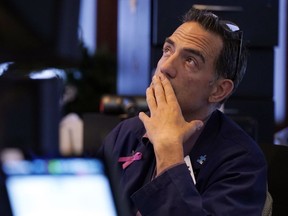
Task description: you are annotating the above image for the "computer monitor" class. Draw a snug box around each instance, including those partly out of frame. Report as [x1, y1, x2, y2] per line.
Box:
[0, 157, 128, 216]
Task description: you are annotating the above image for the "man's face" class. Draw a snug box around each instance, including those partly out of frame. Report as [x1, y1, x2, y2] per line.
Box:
[154, 21, 223, 121]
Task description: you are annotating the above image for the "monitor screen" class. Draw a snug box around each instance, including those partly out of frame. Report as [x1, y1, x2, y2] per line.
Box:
[1, 158, 119, 216]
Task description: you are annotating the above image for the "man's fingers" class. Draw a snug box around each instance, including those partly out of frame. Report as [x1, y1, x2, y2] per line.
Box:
[158, 73, 177, 104]
[189, 120, 204, 131]
[138, 111, 150, 125]
[181, 120, 204, 142]
[146, 86, 157, 112]
[152, 75, 167, 106]
[147, 74, 179, 115]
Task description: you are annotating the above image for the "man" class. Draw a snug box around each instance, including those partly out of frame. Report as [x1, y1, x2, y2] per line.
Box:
[99, 8, 267, 215]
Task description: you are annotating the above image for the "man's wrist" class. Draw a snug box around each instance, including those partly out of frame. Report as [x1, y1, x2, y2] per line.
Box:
[156, 161, 185, 177]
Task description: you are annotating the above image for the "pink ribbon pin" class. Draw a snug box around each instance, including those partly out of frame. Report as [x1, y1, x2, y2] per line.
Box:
[118, 152, 142, 169]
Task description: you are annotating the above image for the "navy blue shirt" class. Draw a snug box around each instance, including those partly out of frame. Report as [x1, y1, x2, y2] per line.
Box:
[99, 110, 267, 215]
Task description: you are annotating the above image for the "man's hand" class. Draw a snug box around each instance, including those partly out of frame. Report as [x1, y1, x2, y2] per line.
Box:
[139, 74, 203, 175]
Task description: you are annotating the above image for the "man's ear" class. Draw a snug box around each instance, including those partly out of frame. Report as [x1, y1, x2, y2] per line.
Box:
[208, 79, 234, 103]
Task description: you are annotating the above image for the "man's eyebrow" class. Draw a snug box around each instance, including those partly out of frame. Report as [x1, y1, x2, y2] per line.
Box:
[183, 48, 205, 63]
[164, 37, 206, 63]
[164, 37, 175, 45]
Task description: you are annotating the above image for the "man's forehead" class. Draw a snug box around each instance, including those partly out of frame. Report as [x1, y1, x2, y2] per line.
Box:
[169, 22, 223, 59]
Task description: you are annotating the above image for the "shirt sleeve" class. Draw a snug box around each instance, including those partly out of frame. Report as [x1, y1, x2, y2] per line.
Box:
[131, 164, 206, 215]
[131, 154, 266, 216]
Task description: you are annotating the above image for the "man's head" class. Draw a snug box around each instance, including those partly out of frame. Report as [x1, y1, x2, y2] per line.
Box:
[183, 8, 247, 95]
[154, 8, 247, 121]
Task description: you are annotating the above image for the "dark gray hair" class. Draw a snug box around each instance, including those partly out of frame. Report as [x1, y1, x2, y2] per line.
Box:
[183, 8, 247, 99]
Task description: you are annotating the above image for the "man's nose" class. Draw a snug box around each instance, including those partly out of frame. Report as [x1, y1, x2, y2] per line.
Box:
[158, 53, 179, 78]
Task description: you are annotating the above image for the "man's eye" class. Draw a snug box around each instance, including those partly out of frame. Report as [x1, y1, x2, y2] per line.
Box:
[186, 57, 198, 67]
[187, 57, 194, 64]
[162, 47, 171, 55]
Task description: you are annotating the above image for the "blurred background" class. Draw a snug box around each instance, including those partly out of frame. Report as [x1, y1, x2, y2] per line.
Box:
[1, 0, 286, 152]
[0, 0, 287, 152]
[0, 0, 288, 214]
